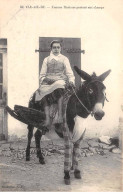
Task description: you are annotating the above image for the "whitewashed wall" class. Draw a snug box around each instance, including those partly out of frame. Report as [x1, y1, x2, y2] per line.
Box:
[0, 0, 122, 138]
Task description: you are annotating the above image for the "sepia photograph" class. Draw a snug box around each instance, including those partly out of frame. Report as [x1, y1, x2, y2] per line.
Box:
[0, 0, 122, 192]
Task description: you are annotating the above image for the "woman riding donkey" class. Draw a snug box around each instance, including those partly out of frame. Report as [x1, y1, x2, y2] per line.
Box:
[35, 40, 75, 129]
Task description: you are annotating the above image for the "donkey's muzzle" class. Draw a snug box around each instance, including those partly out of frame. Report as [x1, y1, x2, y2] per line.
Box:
[94, 111, 105, 120]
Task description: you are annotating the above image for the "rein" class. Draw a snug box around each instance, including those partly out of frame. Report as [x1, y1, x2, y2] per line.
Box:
[71, 86, 92, 115]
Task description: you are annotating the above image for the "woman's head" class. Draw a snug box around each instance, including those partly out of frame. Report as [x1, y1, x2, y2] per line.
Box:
[50, 40, 62, 56]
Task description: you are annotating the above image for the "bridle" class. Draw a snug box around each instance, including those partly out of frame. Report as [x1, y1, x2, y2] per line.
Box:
[71, 80, 109, 116]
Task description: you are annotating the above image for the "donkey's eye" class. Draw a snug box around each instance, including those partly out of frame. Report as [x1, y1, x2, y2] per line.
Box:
[88, 88, 93, 94]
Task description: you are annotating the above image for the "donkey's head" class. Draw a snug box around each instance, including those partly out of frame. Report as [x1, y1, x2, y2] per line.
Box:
[74, 66, 111, 120]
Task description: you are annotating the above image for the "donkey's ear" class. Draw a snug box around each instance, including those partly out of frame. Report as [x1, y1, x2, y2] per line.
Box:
[98, 69, 111, 82]
[74, 66, 91, 81]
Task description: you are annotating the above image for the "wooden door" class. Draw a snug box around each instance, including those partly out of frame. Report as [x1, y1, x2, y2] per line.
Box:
[0, 39, 8, 141]
[38, 37, 83, 88]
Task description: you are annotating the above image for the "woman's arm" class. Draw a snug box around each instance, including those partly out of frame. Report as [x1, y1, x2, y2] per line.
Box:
[39, 58, 47, 84]
[64, 57, 75, 85]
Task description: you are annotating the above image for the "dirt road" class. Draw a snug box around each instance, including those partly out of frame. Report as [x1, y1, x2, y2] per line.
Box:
[0, 139, 122, 192]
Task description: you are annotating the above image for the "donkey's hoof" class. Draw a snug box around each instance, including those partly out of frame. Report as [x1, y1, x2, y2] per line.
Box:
[74, 170, 81, 179]
[64, 171, 70, 185]
[64, 178, 71, 185]
[26, 156, 30, 161]
[39, 158, 45, 164]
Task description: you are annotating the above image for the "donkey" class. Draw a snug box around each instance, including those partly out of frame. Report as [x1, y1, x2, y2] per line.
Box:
[25, 66, 111, 185]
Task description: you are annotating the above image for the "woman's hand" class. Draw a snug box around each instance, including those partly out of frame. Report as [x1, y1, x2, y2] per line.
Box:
[65, 81, 75, 89]
[69, 81, 75, 87]
[43, 78, 55, 84]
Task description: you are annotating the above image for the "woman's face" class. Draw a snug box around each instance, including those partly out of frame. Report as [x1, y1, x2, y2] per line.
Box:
[51, 43, 61, 56]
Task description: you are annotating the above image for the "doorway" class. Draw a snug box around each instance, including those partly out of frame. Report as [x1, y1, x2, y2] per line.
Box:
[0, 39, 8, 140]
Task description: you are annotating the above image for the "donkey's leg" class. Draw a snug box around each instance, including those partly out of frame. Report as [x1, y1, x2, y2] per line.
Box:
[72, 142, 81, 179]
[26, 125, 34, 161]
[64, 134, 73, 185]
[35, 129, 45, 165]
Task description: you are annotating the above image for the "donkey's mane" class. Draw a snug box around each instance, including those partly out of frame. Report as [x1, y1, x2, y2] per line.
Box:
[91, 72, 97, 79]
[76, 83, 88, 100]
